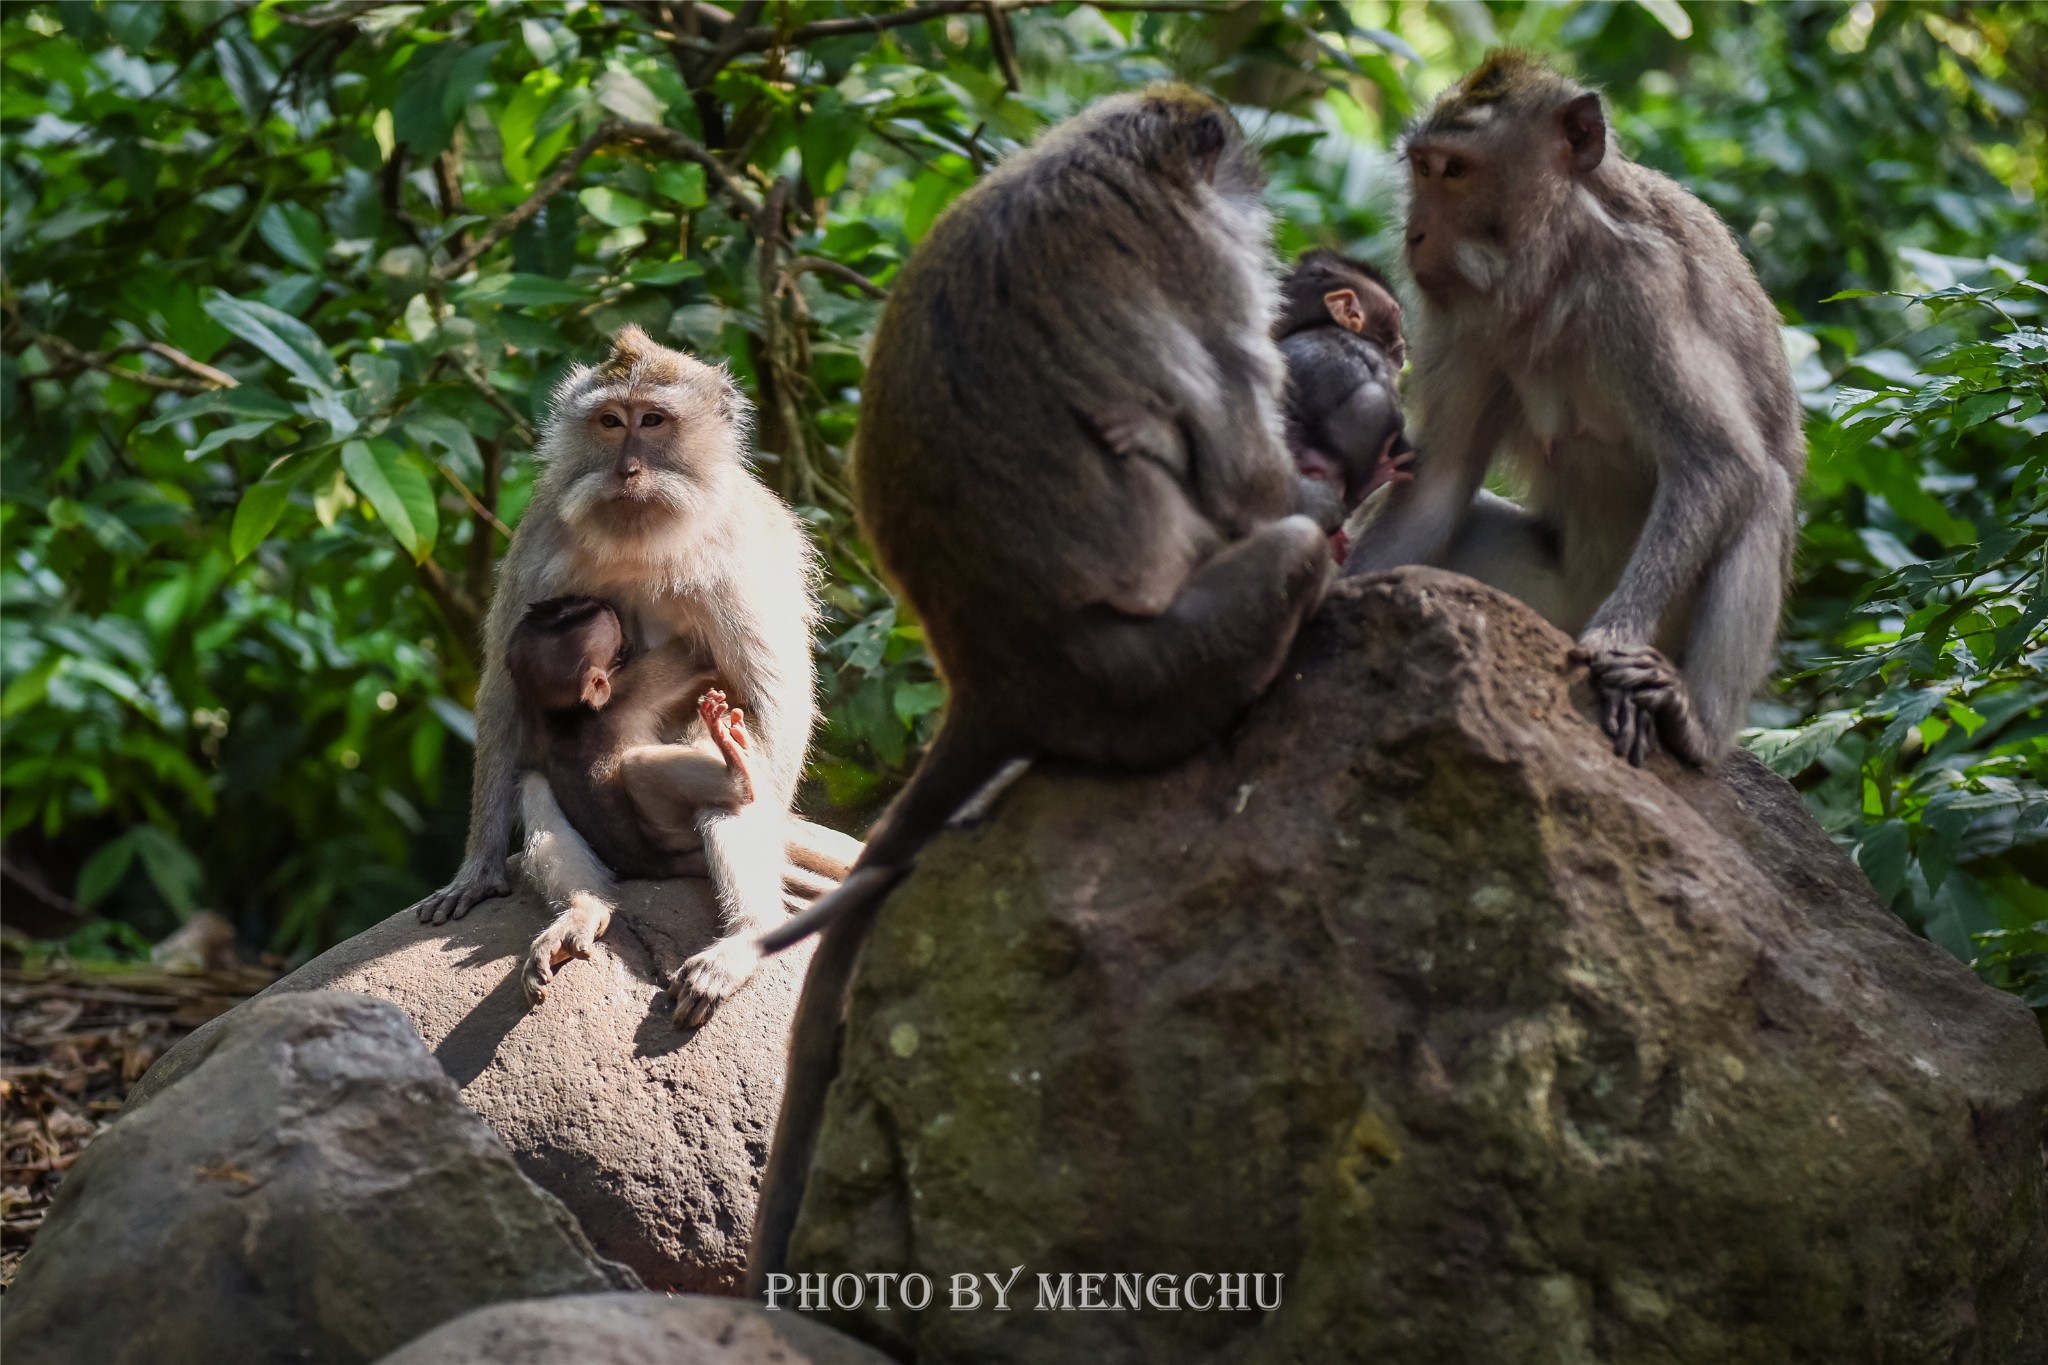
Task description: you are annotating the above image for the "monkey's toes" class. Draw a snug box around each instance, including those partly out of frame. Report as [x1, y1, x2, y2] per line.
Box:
[668, 939, 762, 1029]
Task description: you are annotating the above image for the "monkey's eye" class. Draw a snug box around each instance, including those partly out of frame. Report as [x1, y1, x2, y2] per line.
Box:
[600, 413, 624, 429]
[640, 412, 664, 428]
[1412, 157, 1430, 178]
[1443, 157, 1467, 180]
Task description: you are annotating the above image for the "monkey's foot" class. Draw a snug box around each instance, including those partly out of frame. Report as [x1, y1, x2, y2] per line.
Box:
[521, 893, 614, 1005]
[701, 690, 756, 806]
[411, 867, 514, 926]
[1573, 642, 1711, 768]
[669, 935, 763, 1029]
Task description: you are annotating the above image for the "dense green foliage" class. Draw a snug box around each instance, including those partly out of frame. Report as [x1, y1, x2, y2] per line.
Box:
[3, 2, 2043, 1003]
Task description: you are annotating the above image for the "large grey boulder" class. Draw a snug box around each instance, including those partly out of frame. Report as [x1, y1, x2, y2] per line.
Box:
[374, 1292, 897, 1365]
[132, 876, 819, 1293]
[789, 569, 2048, 1364]
[4, 992, 635, 1365]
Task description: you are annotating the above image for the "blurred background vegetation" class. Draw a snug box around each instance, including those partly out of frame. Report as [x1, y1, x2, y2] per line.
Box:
[2, 1, 2043, 1008]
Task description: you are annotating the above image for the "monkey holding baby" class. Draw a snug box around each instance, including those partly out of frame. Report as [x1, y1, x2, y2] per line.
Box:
[409, 327, 830, 1029]
[1350, 51, 1804, 766]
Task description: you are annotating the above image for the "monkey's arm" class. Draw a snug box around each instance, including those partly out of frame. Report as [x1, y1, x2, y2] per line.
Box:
[412, 662, 522, 924]
[1344, 377, 1514, 575]
[1576, 328, 1773, 765]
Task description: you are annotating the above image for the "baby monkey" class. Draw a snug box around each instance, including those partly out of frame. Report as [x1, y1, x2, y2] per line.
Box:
[505, 595, 753, 1002]
[1276, 249, 1414, 558]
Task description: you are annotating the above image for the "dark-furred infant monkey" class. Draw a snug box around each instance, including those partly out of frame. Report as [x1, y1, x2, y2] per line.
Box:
[505, 595, 755, 1000]
[1275, 248, 1415, 557]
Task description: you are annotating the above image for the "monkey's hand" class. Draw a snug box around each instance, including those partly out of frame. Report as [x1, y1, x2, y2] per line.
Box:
[700, 689, 756, 807]
[669, 935, 763, 1029]
[1572, 640, 1712, 768]
[521, 891, 614, 1005]
[1362, 434, 1417, 500]
[412, 859, 515, 926]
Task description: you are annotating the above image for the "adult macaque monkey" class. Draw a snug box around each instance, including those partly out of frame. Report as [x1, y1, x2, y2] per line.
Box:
[1348, 52, 1804, 766]
[408, 327, 820, 1028]
[1275, 249, 1414, 551]
[746, 86, 1333, 1293]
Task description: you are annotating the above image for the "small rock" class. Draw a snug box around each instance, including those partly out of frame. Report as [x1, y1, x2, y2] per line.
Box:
[374, 1292, 898, 1365]
[131, 876, 817, 1293]
[4, 992, 635, 1365]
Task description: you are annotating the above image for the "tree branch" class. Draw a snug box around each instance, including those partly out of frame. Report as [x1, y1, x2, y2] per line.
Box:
[718, 0, 1225, 55]
[787, 256, 888, 299]
[34, 334, 235, 395]
[435, 118, 759, 280]
[458, 363, 538, 446]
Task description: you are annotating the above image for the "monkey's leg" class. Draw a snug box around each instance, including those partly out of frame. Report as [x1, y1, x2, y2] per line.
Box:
[619, 741, 751, 819]
[516, 773, 620, 1003]
[1060, 515, 1332, 767]
[671, 803, 787, 1028]
[1438, 491, 1573, 630]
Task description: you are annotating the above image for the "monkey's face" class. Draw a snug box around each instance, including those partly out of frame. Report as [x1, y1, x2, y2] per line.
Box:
[1404, 137, 1496, 298]
[556, 379, 736, 538]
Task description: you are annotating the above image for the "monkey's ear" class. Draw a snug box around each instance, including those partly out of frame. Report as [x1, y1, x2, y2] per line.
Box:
[1188, 110, 1229, 184]
[1561, 92, 1606, 174]
[712, 362, 747, 423]
[582, 668, 613, 711]
[1328, 280, 1406, 368]
[1323, 288, 1369, 335]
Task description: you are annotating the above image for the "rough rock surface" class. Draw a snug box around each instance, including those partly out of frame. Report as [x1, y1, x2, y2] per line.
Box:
[374, 1292, 898, 1365]
[5, 992, 635, 1365]
[131, 877, 816, 1294]
[791, 569, 2048, 1364]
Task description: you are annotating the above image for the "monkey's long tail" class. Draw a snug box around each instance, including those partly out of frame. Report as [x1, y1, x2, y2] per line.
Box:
[746, 716, 1024, 1297]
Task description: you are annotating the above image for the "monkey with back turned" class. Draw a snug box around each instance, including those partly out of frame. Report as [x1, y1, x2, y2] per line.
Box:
[1349, 51, 1804, 766]
[745, 85, 1333, 1293]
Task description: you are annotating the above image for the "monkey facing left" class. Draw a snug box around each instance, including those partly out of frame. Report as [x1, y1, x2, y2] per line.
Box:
[406, 326, 820, 1029]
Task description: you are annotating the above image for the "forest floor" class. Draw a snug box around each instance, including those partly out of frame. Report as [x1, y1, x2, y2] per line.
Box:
[0, 958, 276, 1288]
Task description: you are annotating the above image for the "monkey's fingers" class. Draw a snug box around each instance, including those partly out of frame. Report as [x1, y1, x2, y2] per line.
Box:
[669, 937, 761, 1030]
[726, 708, 749, 752]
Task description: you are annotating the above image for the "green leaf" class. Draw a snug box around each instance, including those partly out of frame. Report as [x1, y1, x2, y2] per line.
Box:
[341, 439, 439, 562]
[624, 259, 704, 286]
[257, 202, 329, 271]
[76, 833, 138, 907]
[1856, 820, 1912, 902]
[651, 163, 707, 208]
[892, 680, 946, 726]
[1631, 0, 1693, 38]
[403, 408, 480, 467]
[1742, 710, 1858, 777]
[230, 477, 293, 561]
[203, 291, 344, 394]
[1821, 289, 1884, 302]
[801, 89, 864, 196]
[579, 186, 655, 228]
[457, 273, 591, 307]
[905, 164, 970, 244]
[1955, 391, 2014, 431]
[188, 419, 282, 462]
[138, 386, 298, 434]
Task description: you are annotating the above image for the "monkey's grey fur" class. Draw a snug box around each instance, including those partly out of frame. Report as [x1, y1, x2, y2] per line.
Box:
[1350, 51, 1804, 766]
[746, 86, 1332, 1293]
